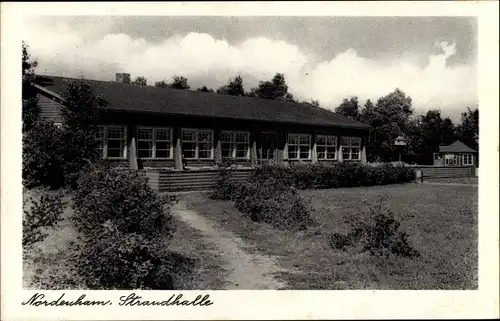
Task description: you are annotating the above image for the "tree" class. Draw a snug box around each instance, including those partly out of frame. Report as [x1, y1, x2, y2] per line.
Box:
[132, 76, 148, 86]
[310, 99, 320, 107]
[283, 92, 296, 103]
[169, 75, 190, 90]
[217, 75, 245, 96]
[251, 73, 289, 100]
[410, 110, 457, 163]
[456, 107, 479, 152]
[197, 86, 215, 93]
[335, 96, 360, 120]
[22, 41, 40, 132]
[360, 89, 415, 161]
[59, 79, 102, 188]
[154, 80, 169, 88]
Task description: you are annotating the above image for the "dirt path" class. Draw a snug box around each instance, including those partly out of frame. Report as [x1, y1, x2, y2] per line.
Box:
[171, 200, 288, 290]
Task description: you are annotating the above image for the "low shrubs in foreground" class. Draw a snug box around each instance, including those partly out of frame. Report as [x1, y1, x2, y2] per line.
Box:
[210, 166, 240, 201]
[234, 178, 313, 231]
[250, 162, 415, 189]
[23, 192, 65, 247]
[210, 163, 314, 230]
[72, 163, 178, 289]
[329, 198, 420, 258]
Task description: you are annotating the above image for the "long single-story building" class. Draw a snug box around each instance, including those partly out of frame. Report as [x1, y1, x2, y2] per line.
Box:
[32, 73, 371, 190]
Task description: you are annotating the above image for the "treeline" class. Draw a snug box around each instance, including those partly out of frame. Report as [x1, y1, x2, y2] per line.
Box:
[133, 73, 302, 103]
[333, 93, 478, 164]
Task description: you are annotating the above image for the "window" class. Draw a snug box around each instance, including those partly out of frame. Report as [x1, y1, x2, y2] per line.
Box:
[221, 131, 250, 159]
[137, 127, 172, 159]
[316, 135, 337, 160]
[462, 153, 473, 166]
[287, 134, 311, 160]
[341, 137, 361, 160]
[96, 125, 127, 159]
[181, 128, 213, 159]
[433, 153, 441, 161]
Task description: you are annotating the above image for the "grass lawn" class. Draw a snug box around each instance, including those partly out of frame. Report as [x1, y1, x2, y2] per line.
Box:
[23, 188, 225, 290]
[183, 182, 478, 289]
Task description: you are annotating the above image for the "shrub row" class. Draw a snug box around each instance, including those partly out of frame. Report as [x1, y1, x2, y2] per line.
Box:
[72, 163, 177, 289]
[250, 163, 416, 189]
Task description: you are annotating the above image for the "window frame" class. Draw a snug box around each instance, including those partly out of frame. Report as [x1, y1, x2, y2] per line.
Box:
[181, 128, 214, 160]
[341, 136, 361, 160]
[462, 153, 473, 166]
[220, 130, 251, 160]
[96, 125, 128, 160]
[287, 133, 311, 160]
[316, 135, 338, 160]
[136, 126, 173, 159]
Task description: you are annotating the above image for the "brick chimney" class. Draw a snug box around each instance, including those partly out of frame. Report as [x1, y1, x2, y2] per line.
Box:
[116, 73, 131, 84]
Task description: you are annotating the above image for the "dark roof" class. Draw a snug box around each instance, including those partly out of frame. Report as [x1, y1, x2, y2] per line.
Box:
[439, 140, 477, 153]
[34, 75, 370, 130]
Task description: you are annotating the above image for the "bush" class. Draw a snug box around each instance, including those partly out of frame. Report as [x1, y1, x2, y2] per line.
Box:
[22, 123, 65, 189]
[77, 226, 175, 289]
[72, 163, 177, 289]
[210, 166, 242, 201]
[234, 178, 313, 231]
[23, 192, 65, 246]
[72, 163, 174, 238]
[251, 163, 415, 189]
[329, 198, 419, 258]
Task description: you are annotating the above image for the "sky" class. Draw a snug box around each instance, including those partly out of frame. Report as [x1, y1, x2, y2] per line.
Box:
[22, 16, 478, 121]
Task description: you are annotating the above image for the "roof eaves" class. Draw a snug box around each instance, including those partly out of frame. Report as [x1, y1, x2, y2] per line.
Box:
[32, 83, 66, 104]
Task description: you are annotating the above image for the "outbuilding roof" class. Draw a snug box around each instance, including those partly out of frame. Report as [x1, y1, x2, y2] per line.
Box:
[34, 75, 370, 130]
[439, 140, 477, 153]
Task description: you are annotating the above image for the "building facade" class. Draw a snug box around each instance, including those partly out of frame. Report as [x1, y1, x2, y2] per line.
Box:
[31, 74, 371, 173]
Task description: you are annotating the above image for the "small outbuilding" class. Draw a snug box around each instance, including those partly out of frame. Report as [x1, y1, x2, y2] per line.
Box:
[433, 140, 477, 167]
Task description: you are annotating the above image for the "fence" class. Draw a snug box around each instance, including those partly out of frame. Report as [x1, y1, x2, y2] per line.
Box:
[411, 165, 476, 181]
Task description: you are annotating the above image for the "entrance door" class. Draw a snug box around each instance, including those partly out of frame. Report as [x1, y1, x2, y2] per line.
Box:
[444, 153, 458, 166]
[260, 132, 278, 164]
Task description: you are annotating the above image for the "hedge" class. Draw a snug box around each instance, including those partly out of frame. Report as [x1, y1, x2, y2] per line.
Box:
[250, 163, 415, 189]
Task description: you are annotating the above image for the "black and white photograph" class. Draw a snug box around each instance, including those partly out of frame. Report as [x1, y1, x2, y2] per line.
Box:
[1, 1, 499, 320]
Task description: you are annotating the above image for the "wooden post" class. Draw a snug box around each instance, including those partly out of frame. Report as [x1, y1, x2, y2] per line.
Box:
[174, 126, 183, 170]
[337, 136, 343, 163]
[361, 137, 367, 164]
[129, 137, 138, 170]
[251, 140, 258, 167]
[311, 129, 318, 164]
[214, 129, 222, 166]
[129, 125, 138, 170]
